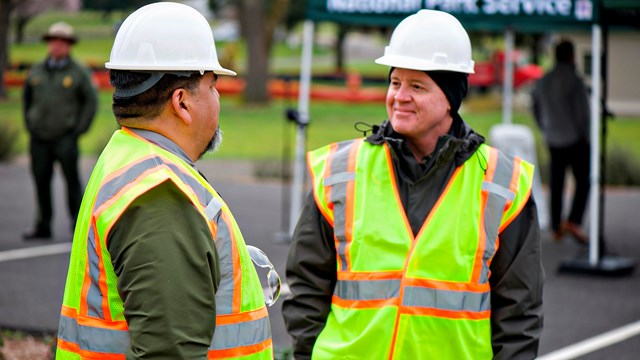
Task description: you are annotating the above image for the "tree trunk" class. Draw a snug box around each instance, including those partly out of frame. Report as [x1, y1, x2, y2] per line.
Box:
[0, 0, 12, 99]
[240, 0, 269, 104]
[14, 16, 30, 44]
[238, 0, 289, 104]
[335, 25, 348, 74]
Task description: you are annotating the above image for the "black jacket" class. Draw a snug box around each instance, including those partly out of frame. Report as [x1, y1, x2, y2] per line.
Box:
[283, 116, 543, 360]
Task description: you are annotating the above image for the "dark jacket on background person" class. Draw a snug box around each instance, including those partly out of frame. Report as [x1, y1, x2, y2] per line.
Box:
[532, 62, 590, 147]
[23, 57, 97, 140]
[283, 116, 544, 359]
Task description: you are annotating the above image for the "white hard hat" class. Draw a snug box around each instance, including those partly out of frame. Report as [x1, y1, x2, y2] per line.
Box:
[375, 10, 474, 74]
[105, 2, 235, 76]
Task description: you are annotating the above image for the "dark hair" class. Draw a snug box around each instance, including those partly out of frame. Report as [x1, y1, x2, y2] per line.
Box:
[109, 70, 202, 125]
[555, 40, 575, 64]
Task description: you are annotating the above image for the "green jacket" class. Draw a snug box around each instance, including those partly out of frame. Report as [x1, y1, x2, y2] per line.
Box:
[23, 57, 97, 140]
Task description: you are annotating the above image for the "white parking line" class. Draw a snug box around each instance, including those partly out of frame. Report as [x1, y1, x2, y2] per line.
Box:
[537, 320, 640, 360]
[0, 243, 72, 263]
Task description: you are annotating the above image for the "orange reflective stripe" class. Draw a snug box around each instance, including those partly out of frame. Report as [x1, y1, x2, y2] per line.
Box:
[208, 338, 272, 359]
[472, 148, 498, 284]
[343, 139, 361, 272]
[483, 147, 498, 183]
[413, 165, 463, 241]
[93, 217, 112, 321]
[400, 306, 491, 320]
[338, 271, 403, 281]
[216, 304, 268, 326]
[94, 167, 159, 218]
[331, 295, 398, 309]
[500, 157, 529, 232]
[472, 188, 489, 284]
[509, 157, 521, 203]
[58, 337, 126, 360]
[61, 305, 128, 330]
[99, 154, 157, 189]
[403, 277, 490, 293]
[384, 144, 414, 242]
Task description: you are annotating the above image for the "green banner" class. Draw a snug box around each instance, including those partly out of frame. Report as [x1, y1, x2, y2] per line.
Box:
[306, 0, 600, 31]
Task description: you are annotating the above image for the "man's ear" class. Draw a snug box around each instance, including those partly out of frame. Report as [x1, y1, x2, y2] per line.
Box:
[171, 88, 192, 125]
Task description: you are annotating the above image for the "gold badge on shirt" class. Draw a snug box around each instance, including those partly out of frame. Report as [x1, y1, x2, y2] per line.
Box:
[63, 76, 73, 88]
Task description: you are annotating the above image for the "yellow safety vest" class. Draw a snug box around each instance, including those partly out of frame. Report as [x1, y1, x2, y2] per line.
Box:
[307, 139, 534, 359]
[56, 127, 272, 359]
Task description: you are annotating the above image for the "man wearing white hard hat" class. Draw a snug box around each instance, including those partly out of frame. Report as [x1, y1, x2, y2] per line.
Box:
[55, 3, 277, 359]
[23, 21, 97, 240]
[283, 10, 543, 359]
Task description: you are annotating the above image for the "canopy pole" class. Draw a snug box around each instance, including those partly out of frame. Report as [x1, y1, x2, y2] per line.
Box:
[588, 23, 602, 266]
[502, 27, 515, 124]
[289, 20, 314, 236]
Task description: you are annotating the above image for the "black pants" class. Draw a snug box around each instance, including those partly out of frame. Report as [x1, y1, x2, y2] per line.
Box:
[549, 140, 591, 232]
[29, 134, 82, 233]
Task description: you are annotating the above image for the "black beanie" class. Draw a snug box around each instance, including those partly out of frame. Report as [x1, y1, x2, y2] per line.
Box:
[388, 68, 469, 114]
[425, 70, 469, 114]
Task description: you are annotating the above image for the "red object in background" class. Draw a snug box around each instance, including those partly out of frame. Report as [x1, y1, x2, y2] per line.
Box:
[469, 50, 543, 90]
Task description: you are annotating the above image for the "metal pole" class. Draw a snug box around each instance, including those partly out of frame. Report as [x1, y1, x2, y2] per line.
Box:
[289, 20, 314, 236]
[502, 28, 515, 124]
[589, 24, 602, 266]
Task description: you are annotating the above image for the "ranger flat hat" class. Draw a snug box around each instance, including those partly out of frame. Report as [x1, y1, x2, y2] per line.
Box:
[42, 21, 77, 44]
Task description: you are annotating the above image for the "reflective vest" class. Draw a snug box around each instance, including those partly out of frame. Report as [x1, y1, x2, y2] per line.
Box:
[307, 139, 534, 359]
[56, 128, 272, 359]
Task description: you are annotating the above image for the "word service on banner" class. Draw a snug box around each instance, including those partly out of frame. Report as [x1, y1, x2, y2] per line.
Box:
[326, 0, 593, 20]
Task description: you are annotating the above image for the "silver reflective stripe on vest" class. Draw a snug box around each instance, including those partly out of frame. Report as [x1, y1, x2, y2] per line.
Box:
[58, 314, 128, 354]
[95, 156, 212, 212]
[86, 228, 103, 319]
[402, 286, 491, 312]
[327, 141, 357, 271]
[213, 217, 235, 314]
[334, 279, 489, 313]
[335, 279, 400, 300]
[205, 196, 224, 221]
[324, 172, 355, 187]
[210, 315, 271, 350]
[480, 148, 516, 283]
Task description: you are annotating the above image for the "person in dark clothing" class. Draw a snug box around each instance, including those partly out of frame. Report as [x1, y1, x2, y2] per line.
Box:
[283, 10, 543, 359]
[532, 39, 590, 244]
[22, 21, 97, 239]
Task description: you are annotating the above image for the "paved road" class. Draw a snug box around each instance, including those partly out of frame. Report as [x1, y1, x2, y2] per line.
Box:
[1, 156, 639, 359]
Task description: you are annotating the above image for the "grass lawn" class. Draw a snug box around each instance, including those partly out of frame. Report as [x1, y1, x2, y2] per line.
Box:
[3, 86, 640, 162]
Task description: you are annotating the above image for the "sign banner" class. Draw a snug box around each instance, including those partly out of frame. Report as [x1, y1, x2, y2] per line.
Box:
[307, 0, 598, 31]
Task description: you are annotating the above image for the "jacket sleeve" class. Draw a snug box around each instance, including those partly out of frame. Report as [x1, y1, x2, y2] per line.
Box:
[282, 192, 337, 360]
[108, 181, 220, 359]
[530, 83, 543, 130]
[73, 66, 98, 135]
[490, 197, 544, 360]
[572, 77, 591, 141]
[23, 74, 33, 131]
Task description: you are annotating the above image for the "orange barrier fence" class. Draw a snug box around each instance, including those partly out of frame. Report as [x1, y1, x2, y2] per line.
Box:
[4, 70, 386, 103]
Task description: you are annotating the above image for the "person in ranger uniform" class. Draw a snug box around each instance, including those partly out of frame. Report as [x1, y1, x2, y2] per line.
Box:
[56, 3, 278, 359]
[23, 21, 97, 240]
[283, 10, 543, 360]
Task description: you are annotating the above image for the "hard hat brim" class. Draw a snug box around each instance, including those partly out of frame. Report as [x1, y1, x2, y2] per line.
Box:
[375, 54, 474, 74]
[104, 63, 237, 77]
